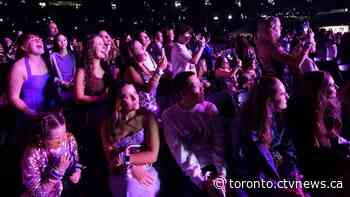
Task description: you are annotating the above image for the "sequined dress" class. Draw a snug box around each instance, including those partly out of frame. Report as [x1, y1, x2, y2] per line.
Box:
[21, 133, 80, 197]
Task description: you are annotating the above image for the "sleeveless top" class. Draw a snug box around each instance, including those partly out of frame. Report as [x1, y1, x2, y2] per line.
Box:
[84, 71, 105, 97]
[20, 56, 50, 112]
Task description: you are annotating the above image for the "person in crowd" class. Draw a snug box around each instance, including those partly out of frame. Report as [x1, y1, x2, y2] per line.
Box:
[294, 71, 350, 197]
[99, 30, 118, 67]
[71, 36, 83, 58]
[162, 27, 175, 69]
[137, 31, 159, 72]
[124, 39, 167, 114]
[50, 33, 76, 103]
[232, 77, 304, 196]
[214, 56, 239, 92]
[171, 24, 206, 76]
[255, 17, 311, 90]
[325, 31, 338, 61]
[9, 33, 57, 134]
[161, 71, 226, 197]
[21, 111, 82, 197]
[296, 30, 319, 73]
[101, 81, 160, 197]
[339, 32, 350, 64]
[45, 21, 60, 54]
[148, 31, 164, 64]
[74, 34, 111, 196]
[340, 82, 350, 138]
[196, 58, 211, 89]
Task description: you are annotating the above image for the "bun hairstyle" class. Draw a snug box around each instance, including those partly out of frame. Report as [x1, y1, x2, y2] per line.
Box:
[40, 111, 65, 139]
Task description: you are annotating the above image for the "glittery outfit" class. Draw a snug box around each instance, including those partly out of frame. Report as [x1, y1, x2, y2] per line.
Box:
[21, 133, 80, 197]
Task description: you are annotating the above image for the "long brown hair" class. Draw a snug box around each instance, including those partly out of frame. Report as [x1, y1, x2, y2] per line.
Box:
[242, 77, 280, 145]
[302, 71, 341, 147]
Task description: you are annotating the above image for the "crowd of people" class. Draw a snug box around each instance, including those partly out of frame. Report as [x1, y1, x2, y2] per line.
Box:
[0, 16, 350, 197]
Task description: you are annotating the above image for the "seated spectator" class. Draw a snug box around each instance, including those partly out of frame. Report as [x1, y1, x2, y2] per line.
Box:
[162, 71, 226, 196]
[21, 112, 82, 197]
[294, 71, 350, 197]
[101, 81, 160, 197]
[232, 77, 304, 196]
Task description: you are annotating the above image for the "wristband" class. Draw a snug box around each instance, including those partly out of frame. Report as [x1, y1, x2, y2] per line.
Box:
[50, 168, 64, 180]
[155, 68, 164, 76]
[125, 155, 130, 166]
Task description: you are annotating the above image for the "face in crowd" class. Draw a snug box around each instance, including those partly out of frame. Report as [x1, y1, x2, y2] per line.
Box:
[271, 79, 289, 111]
[130, 40, 147, 62]
[99, 30, 112, 48]
[183, 74, 205, 104]
[118, 84, 140, 113]
[23, 34, 45, 55]
[48, 22, 59, 37]
[92, 36, 107, 60]
[139, 31, 151, 48]
[155, 31, 163, 43]
[56, 34, 68, 51]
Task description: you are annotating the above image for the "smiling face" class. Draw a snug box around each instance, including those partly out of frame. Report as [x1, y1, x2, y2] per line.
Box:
[99, 30, 112, 46]
[92, 36, 107, 60]
[131, 40, 147, 62]
[56, 34, 68, 51]
[24, 35, 44, 55]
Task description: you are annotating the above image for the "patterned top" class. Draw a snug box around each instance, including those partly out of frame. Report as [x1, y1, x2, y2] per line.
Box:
[139, 72, 158, 113]
[21, 133, 80, 197]
[114, 129, 145, 150]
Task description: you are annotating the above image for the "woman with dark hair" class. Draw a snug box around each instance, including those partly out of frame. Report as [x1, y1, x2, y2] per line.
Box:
[233, 77, 303, 196]
[21, 112, 82, 197]
[294, 71, 350, 197]
[50, 33, 76, 103]
[124, 39, 167, 114]
[101, 81, 160, 197]
[214, 56, 239, 92]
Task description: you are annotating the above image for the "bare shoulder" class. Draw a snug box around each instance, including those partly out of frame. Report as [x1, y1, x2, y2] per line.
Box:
[11, 58, 26, 75]
[139, 108, 157, 123]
